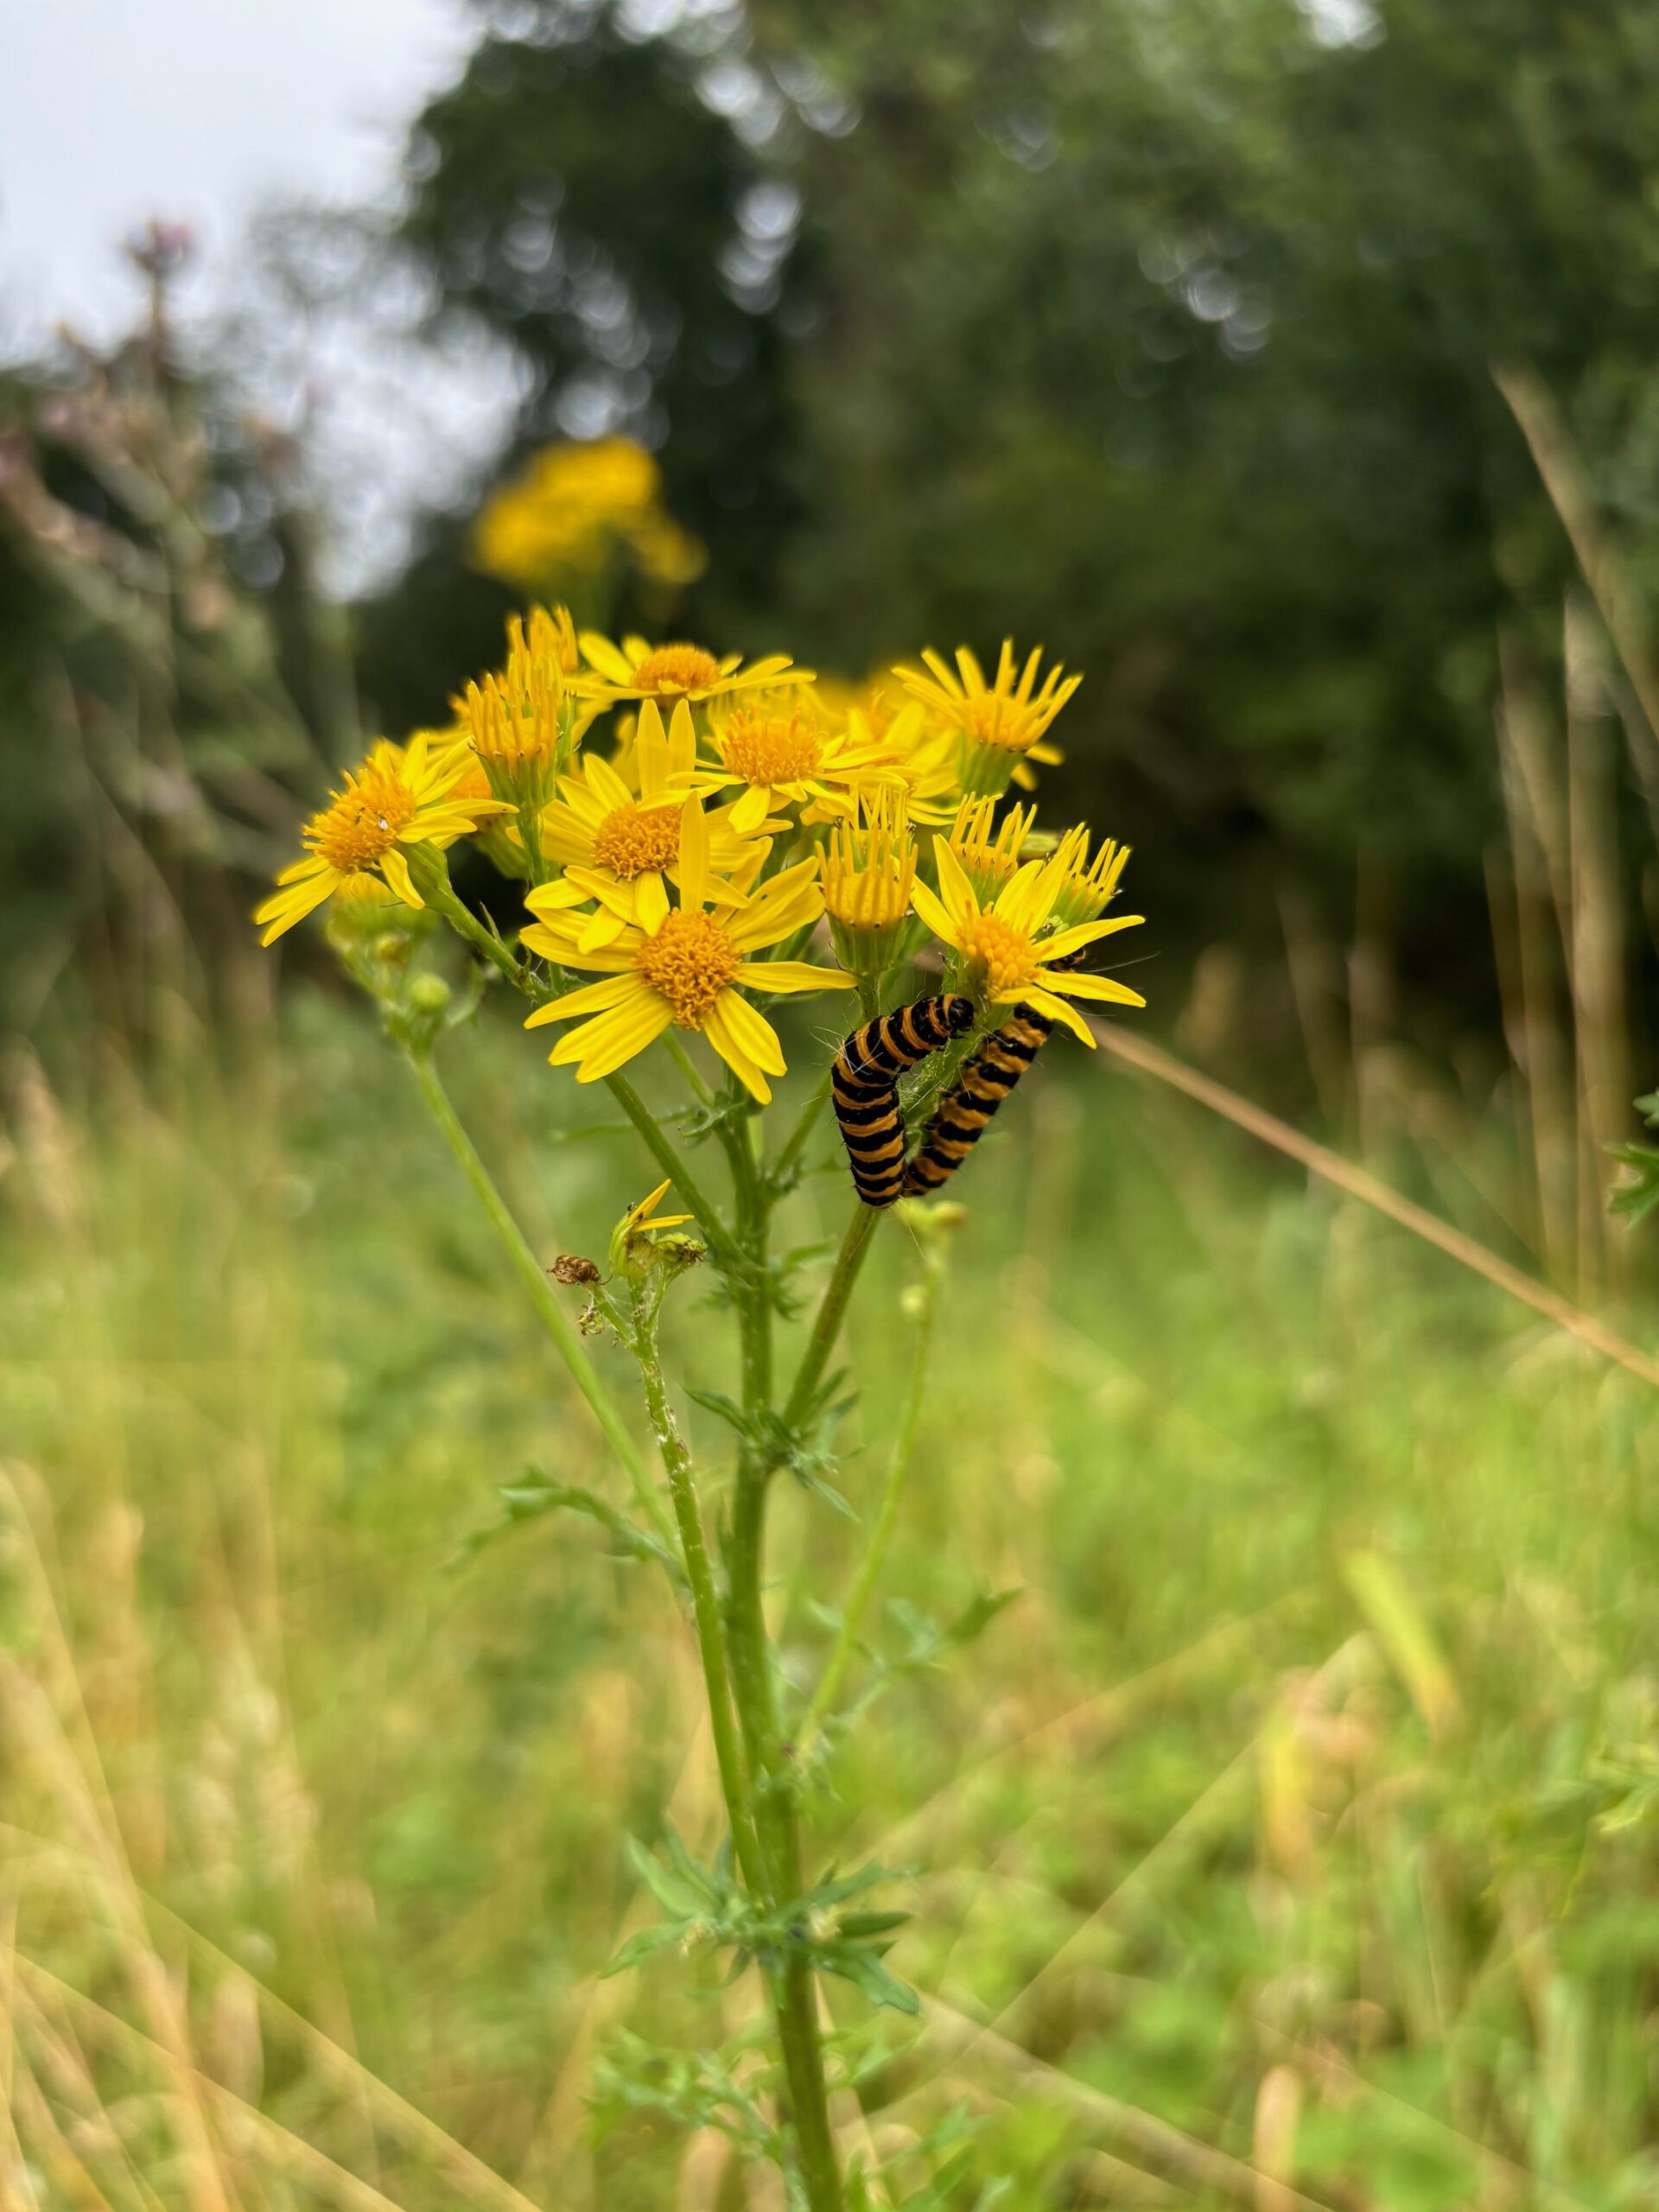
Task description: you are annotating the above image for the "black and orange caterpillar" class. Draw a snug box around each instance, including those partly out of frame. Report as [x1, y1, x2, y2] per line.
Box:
[903, 950, 1086, 1196]
[833, 995, 975, 1208]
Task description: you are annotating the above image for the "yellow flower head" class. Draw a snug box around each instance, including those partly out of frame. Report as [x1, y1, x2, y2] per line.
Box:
[823, 786, 918, 976]
[461, 606, 594, 806]
[608, 1178, 700, 1276]
[707, 689, 899, 834]
[912, 836, 1147, 1046]
[522, 791, 854, 1101]
[895, 640, 1080, 798]
[472, 438, 706, 592]
[943, 796, 1041, 906]
[253, 734, 510, 945]
[1049, 824, 1132, 926]
[577, 631, 810, 708]
[527, 698, 770, 950]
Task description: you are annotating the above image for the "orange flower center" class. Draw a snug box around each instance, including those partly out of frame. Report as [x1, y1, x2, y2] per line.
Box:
[957, 909, 1041, 996]
[630, 644, 723, 694]
[721, 709, 823, 787]
[634, 908, 741, 1028]
[309, 766, 418, 873]
[591, 801, 681, 880]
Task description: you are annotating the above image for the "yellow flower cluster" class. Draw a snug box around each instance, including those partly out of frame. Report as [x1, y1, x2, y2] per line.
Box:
[257, 608, 1146, 1102]
[472, 438, 706, 595]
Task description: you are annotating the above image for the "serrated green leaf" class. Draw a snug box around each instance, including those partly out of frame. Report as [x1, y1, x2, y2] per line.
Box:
[820, 1942, 921, 2015]
[453, 1470, 683, 1583]
[601, 1923, 686, 1978]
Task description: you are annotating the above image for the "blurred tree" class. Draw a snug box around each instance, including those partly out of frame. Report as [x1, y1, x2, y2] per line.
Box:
[0, 230, 340, 1040]
[751, 0, 1659, 952]
[356, 0, 810, 734]
[367, 0, 1659, 1027]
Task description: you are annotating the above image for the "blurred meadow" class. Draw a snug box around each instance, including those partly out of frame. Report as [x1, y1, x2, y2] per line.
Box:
[7, 1, 1659, 2205]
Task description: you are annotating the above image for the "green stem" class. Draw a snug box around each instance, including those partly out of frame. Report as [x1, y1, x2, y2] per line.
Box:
[798, 1247, 941, 1759]
[627, 1283, 765, 1894]
[715, 1096, 842, 2209]
[403, 1047, 677, 1558]
[726, 1444, 843, 2209]
[605, 1070, 740, 1270]
[781, 1202, 881, 1442]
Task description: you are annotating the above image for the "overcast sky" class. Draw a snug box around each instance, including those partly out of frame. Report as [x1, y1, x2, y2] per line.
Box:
[0, 0, 531, 592]
[1, 0, 472, 345]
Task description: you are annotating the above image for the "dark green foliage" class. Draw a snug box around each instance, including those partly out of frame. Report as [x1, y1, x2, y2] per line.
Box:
[365, 0, 1659, 1028]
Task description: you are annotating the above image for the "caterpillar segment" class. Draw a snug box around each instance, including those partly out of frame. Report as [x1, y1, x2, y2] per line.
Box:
[832, 995, 974, 1209]
[902, 952, 1085, 1197]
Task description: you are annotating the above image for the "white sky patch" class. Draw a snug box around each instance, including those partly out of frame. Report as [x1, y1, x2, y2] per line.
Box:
[0, 0, 473, 345]
[0, 0, 526, 595]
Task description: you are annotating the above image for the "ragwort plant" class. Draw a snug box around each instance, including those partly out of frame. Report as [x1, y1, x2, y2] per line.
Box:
[255, 610, 1145, 2209]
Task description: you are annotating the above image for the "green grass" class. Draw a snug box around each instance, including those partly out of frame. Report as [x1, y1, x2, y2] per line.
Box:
[3, 990, 1658, 2209]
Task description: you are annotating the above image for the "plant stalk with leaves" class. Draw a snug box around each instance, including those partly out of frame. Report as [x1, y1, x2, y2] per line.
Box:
[258, 606, 1145, 2204]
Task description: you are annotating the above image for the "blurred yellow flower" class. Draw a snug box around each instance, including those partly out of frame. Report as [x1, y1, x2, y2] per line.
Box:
[472, 439, 705, 593]
[254, 734, 510, 944]
[522, 793, 853, 1099]
[912, 837, 1145, 1045]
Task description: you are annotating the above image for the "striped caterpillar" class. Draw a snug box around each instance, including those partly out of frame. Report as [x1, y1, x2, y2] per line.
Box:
[832, 995, 975, 1209]
[902, 950, 1086, 1196]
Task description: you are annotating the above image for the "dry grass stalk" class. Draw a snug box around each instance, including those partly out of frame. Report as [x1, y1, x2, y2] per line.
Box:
[1564, 594, 1630, 1291]
[1495, 634, 1578, 1280]
[1493, 361, 1659, 749]
[1088, 1023, 1659, 1391]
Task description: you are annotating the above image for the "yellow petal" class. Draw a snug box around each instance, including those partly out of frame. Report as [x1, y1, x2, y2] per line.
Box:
[909, 877, 960, 947]
[525, 875, 590, 916]
[931, 836, 979, 922]
[524, 973, 642, 1027]
[734, 959, 855, 995]
[520, 924, 638, 971]
[577, 905, 629, 953]
[677, 790, 710, 911]
[551, 993, 674, 1078]
[585, 752, 635, 813]
[378, 846, 423, 909]
[273, 853, 328, 887]
[1039, 914, 1145, 961]
[1013, 985, 1095, 1044]
[580, 632, 635, 684]
[728, 781, 773, 836]
[716, 988, 787, 1074]
[630, 1177, 674, 1224]
[702, 992, 775, 1102]
[666, 697, 697, 779]
[634, 871, 671, 936]
[254, 869, 340, 944]
[633, 699, 668, 797]
[1044, 970, 1147, 1007]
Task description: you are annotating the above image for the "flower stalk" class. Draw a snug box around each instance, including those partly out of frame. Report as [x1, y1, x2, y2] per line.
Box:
[254, 601, 1144, 2208]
